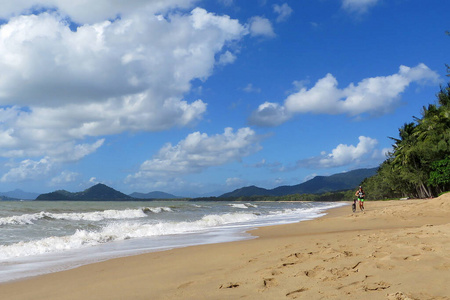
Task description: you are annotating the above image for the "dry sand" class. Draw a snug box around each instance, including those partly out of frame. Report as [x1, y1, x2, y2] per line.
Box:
[1, 195, 450, 300]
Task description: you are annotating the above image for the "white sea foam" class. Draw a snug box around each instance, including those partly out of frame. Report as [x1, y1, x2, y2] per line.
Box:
[0, 207, 171, 226]
[0, 212, 258, 260]
[228, 203, 258, 209]
[143, 207, 172, 214]
[0, 213, 42, 225]
[229, 203, 248, 209]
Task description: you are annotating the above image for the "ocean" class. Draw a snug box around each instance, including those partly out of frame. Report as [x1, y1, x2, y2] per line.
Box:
[0, 200, 346, 283]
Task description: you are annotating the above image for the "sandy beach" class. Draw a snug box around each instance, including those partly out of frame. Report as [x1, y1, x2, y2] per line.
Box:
[1, 195, 449, 300]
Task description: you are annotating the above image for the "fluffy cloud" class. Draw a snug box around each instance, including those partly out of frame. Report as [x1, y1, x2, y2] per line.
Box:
[226, 177, 246, 187]
[249, 102, 291, 127]
[1, 157, 54, 182]
[0, 138, 103, 182]
[0, 5, 249, 175]
[50, 170, 79, 185]
[0, 0, 198, 24]
[341, 0, 381, 14]
[218, 50, 237, 65]
[273, 3, 293, 22]
[248, 16, 275, 38]
[250, 64, 440, 126]
[0, 9, 245, 108]
[318, 136, 378, 168]
[127, 127, 263, 182]
[294, 136, 380, 169]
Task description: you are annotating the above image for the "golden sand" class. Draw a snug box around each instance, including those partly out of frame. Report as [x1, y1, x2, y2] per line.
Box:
[1, 195, 449, 299]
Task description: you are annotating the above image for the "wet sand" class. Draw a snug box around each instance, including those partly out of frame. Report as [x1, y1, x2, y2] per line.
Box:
[1, 195, 449, 299]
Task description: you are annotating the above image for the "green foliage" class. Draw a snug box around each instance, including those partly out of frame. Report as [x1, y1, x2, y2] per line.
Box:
[429, 158, 450, 187]
[365, 73, 450, 199]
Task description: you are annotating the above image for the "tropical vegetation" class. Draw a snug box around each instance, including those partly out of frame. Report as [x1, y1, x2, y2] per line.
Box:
[362, 63, 450, 199]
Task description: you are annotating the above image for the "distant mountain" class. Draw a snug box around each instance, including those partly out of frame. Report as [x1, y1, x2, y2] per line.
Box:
[219, 185, 275, 198]
[0, 189, 39, 200]
[36, 183, 134, 201]
[220, 167, 378, 198]
[0, 195, 19, 201]
[130, 191, 180, 199]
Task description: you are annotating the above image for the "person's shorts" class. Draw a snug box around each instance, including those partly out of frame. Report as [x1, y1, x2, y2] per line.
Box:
[358, 198, 365, 202]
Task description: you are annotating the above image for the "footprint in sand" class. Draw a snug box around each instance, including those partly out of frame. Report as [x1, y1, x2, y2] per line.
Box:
[329, 266, 357, 279]
[387, 291, 415, 300]
[281, 252, 313, 267]
[263, 277, 277, 288]
[363, 281, 390, 292]
[219, 282, 240, 289]
[304, 266, 326, 278]
[286, 287, 308, 297]
[375, 262, 394, 270]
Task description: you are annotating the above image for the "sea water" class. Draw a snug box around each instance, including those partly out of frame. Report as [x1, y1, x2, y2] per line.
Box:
[0, 200, 345, 283]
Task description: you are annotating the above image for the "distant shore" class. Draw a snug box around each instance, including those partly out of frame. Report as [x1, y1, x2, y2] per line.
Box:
[1, 196, 449, 299]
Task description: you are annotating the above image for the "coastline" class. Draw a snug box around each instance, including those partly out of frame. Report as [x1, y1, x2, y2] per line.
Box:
[1, 197, 449, 299]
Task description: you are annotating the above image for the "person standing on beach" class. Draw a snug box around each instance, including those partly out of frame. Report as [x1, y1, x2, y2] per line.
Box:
[355, 186, 365, 211]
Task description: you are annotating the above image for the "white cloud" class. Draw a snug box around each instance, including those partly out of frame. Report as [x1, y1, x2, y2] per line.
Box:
[250, 64, 440, 126]
[291, 136, 379, 170]
[226, 177, 245, 187]
[50, 139, 105, 162]
[341, 0, 381, 14]
[0, 157, 54, 182]
[248, 16, 275, 38]
[50, 170, 79, 185]
[0, 0, 198, 24]
[243, 83, 261, 93]
[249, 102, 292, 127]
[318, 136, 378, 168]
[127, 127, 263, 182]
[0, 9, 245, 108]
[273, 3, 293, 22]
[0, 6, 250, 174]
[218, 50, 237, 65]
[0, 137, 103, 182]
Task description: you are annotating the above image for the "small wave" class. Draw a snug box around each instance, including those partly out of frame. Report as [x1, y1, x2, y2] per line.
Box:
[0, 212, 258, 260]
[229, 203, 258, 209]
[142, 207, 172, 214]
[0, 213, 42, 226]
[229, 203, 249, 209]
[0, 208, 152, 226]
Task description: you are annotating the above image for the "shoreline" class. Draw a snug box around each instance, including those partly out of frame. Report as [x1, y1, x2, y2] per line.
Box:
[0, 201, 343, 284]
[1, 197, 449, 299]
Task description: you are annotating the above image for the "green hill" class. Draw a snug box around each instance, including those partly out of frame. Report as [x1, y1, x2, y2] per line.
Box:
[36, 183, 134, 201]
[220, 167, 378, 198]
[220, 185, 275, 198]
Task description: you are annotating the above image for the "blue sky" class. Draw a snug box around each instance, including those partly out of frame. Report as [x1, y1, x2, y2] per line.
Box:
[0, 0, 448, 197]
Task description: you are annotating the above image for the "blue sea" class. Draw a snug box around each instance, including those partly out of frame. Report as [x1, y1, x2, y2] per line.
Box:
[0, 200, 345, 283]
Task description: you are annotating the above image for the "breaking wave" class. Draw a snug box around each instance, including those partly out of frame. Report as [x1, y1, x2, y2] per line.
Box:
[0, 212, 257, 260]
[0, 207, 172, 226]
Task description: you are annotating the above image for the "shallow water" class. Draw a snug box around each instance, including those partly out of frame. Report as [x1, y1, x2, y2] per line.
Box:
[0, 200, 345, 282]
